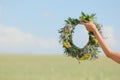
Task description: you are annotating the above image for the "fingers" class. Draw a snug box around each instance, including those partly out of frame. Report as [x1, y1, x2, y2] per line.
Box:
[83, 20, 89, 23]
[80, 20, 89, 24]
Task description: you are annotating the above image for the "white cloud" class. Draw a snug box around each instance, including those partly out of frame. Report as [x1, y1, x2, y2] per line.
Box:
[101, 26, 120, 52]
[102, 26, 117, 47]
[1, 25, 117, 54]
[0, 26, 59, 53]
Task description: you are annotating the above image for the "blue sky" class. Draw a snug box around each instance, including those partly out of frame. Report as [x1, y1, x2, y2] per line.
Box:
[0, 0, 120, 54]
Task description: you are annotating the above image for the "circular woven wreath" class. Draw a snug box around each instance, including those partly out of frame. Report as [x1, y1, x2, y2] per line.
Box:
[58, 12, 102, 61]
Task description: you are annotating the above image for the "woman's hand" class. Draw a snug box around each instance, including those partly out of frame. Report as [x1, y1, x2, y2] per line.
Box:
[80, 21, 97, 33]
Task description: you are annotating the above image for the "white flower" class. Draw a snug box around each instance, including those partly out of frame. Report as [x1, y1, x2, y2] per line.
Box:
[64, 24, 73, 33]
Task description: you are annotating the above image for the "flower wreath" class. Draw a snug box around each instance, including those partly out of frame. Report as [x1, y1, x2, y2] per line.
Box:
[58, 12, 102, 61]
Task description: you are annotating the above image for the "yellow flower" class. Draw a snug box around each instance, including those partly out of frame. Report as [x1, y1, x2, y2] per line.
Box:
[84, 53, 91, 58]
[88, 18, 92, 21]
[93, 38, 98, 44]
[63, 42, 71, 48]
[79, 56, 86, 60]
[82, 16, 86, 19]
[79, 53, 91, 60]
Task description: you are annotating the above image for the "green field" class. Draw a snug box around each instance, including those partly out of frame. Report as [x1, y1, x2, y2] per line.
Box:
[0, 54, 120, 80]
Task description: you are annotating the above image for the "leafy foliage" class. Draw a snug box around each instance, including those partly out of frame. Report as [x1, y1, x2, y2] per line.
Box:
[58, 12, 103, 61]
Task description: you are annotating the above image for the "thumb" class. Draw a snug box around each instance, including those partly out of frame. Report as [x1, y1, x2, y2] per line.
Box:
[80, 20, 89, 25]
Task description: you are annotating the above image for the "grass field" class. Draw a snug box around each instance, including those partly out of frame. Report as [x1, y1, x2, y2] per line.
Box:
[0, 54, 120, 80]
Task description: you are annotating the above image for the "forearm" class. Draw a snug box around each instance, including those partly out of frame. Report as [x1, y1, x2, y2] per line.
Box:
[108, 52, 120, 64]
[93, 29, 120, 64]
[93, 29, 111, 56]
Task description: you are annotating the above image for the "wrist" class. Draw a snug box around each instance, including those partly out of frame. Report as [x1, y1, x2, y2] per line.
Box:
[92, 28, 99, 35]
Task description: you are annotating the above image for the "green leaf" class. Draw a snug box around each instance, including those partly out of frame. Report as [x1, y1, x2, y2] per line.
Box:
[81, 12, 86, 16]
